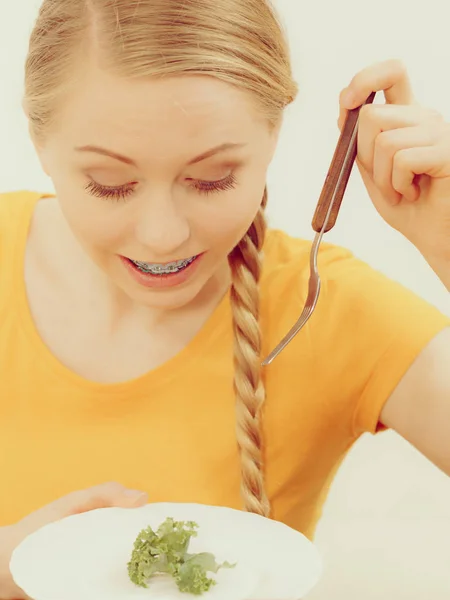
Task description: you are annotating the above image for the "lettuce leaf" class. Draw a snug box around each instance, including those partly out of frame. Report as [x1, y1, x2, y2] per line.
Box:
[127, 518, 234, 595]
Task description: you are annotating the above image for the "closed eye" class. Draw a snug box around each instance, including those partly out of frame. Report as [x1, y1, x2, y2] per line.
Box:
[85, 180, 137, 201]
[85, 172, 237, 201]
[188, 172, 237, 195]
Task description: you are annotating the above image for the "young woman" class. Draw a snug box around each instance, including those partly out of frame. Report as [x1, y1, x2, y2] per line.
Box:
[1, 0, 449, 597]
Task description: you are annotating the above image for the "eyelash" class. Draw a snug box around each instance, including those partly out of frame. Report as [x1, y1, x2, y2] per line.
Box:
[85, 173, 237, 201]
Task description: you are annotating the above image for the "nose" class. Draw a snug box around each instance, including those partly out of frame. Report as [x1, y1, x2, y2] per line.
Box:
[134, 191, 190, 258]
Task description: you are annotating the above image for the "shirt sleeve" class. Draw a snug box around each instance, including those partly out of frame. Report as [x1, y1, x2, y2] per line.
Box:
[315, 244, 450, 436]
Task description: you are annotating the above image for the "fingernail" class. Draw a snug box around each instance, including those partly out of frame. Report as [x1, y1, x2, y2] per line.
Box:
[124, 489, 147, 499]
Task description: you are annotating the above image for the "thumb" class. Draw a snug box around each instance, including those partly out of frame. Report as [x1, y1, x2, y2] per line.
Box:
[20, 482, 148, 533]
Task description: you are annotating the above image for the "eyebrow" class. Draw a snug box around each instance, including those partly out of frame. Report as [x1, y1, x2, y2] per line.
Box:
[74, 142, 247, 167]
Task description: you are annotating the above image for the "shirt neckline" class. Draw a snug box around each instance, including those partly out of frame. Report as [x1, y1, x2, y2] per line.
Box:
[13, 193, 231, 395]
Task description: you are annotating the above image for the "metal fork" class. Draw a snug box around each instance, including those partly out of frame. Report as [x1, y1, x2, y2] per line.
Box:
[262, 92, 376, 366]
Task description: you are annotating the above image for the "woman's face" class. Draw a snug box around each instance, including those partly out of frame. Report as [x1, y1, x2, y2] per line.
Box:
[35, 67, 280, 309]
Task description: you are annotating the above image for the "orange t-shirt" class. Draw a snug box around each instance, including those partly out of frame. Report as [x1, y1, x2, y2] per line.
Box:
[0, 191, 448, 538]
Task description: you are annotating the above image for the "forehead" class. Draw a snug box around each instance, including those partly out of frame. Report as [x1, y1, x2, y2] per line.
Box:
[54, 69, 265, 161]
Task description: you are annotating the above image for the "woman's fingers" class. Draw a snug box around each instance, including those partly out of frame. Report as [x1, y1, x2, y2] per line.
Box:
[19, 481, 149, 533]
[343, 59, 415, 108]
[338, 59, 418, 129]
[357, 104, 443, 172]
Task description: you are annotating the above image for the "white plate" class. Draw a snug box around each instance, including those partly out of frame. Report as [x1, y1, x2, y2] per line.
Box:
[10, 503, 322, 600]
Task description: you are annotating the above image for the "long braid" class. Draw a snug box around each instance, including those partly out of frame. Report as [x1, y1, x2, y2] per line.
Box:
[229, 188, 269, 517]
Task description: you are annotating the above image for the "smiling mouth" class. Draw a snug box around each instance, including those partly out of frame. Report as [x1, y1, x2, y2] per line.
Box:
[128, 255, 198, 275]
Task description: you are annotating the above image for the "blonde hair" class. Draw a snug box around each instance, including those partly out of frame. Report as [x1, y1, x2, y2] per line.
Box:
[25, 0, 298, 516]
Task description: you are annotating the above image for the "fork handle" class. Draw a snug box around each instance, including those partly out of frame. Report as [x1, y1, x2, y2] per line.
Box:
[312, 91, 376, 233]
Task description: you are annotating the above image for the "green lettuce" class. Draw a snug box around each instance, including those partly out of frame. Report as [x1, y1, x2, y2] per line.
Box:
[128, 517, 235, 595]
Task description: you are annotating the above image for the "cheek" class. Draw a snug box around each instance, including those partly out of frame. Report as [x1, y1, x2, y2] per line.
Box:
[56, 188, 128, 251]
[193, 180, 266, 248]
[49, 165, 130, 251]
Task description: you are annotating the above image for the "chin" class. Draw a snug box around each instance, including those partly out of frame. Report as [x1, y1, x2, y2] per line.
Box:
[135, 286, 204, 310]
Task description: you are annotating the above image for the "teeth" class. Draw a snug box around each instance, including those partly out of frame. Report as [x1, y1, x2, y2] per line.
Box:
[131, 256, 196, 275]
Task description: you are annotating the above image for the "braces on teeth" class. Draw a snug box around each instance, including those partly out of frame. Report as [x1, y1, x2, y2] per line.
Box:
[131, 256, 196, 275]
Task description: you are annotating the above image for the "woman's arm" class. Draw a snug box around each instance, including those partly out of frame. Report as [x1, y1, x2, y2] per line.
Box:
[380, 327, 450, 475]
[336, 61, 450, 474]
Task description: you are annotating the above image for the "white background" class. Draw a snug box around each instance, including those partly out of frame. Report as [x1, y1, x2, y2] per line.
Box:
[1, 0, 450, 597]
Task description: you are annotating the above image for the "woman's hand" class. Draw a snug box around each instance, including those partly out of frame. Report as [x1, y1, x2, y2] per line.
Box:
[0, 482, 148, 600]
[339, 59, 450, 289]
